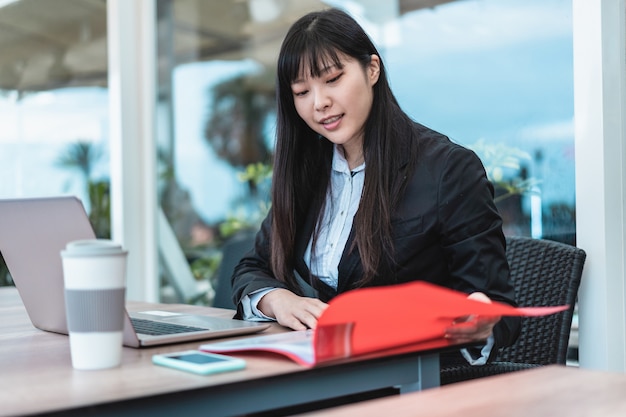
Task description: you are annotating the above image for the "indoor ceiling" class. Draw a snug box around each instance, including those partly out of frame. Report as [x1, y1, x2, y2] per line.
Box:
[0, 0, 459, 93]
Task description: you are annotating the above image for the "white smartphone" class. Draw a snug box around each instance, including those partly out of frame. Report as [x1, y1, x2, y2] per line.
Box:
[152, 350, 246, 375]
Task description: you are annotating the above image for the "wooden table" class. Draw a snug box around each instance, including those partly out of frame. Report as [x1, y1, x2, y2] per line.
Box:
[296, 364, 626, 417]
[0, 286, 450, 417]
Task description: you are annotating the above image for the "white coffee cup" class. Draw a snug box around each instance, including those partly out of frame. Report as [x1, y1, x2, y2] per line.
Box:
[61, 239, 128, 370]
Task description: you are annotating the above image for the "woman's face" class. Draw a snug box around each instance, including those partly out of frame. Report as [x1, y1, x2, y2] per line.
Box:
[290, 53, 380, 155]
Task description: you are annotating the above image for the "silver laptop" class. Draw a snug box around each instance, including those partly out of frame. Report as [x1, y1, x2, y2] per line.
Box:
[0, 196, 269, 347]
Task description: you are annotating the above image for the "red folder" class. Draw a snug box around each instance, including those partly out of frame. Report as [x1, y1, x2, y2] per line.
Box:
[200, 281, 567, 367]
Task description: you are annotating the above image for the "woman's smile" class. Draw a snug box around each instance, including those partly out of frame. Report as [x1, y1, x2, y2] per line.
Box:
[319, 114, 344, 130]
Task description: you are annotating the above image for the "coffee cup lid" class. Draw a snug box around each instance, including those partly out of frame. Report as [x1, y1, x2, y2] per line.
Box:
[61, 239, 127, 257]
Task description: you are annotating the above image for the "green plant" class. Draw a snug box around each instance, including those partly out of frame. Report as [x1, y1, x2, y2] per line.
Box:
[219, 162, 272, 239]
[190, 252, 222, 282]
[88, 180, 111, 238]
[237, 161, 273, 186]
[56, 141, 101, 181]
[56, 140, 110, 238]
[467, 139, 541, 203]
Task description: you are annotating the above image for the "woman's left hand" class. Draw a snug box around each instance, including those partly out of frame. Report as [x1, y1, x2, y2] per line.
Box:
[444, 292, 501, 343]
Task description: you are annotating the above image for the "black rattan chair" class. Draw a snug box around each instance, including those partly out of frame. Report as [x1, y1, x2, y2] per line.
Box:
[440, 236, 586, 385]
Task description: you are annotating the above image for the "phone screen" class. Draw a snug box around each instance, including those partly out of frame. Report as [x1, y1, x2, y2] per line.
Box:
[170, 353, 231, 364]
[153, 350, 246, 375]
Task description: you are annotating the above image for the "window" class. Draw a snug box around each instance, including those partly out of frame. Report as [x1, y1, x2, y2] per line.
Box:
[385, 0, 575, 245]
[0, 0, 575, 299]
[156, 0, 575, 304]
[0, 0, 109, 286]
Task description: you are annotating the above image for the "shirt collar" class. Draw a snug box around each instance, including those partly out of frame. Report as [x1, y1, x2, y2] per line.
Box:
[332, 145, 365, 174]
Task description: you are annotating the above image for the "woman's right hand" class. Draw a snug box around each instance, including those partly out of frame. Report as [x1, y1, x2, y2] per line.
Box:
[258, 289, 328, 330]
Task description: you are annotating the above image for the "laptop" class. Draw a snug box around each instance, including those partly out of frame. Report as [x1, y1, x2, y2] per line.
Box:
[0, 196, 269, 347]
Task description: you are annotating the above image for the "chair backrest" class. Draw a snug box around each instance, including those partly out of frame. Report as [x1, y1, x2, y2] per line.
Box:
[496, 236, 586, 365]
[212, 231, 256, 310]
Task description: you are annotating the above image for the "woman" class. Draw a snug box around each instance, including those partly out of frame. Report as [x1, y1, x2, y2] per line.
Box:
[231, 8, 520, 365]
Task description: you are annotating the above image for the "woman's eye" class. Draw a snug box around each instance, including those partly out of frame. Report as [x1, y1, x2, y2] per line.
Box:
[327, 73, 342, 83]
[293, 90, 308, 97]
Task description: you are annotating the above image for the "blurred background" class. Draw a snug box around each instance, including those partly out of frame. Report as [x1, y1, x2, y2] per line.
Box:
[0, 0, 575, 307]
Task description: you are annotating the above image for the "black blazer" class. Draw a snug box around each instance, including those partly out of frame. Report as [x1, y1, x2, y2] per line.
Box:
[231, 122, 521, 355]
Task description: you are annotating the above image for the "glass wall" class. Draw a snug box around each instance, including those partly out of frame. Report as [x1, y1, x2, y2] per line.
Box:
[0, 0, 575, 301]
[386, 0, 575, 245]
[0, 0, 109, 286]
[155, 0, 327, 304]
[156, 0, 575, 304]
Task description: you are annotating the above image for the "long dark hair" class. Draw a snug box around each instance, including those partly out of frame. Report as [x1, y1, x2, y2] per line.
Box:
[271, 8, 417, 289]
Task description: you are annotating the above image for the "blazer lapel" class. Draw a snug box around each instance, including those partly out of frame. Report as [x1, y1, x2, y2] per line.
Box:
[336, 229, 362, 294]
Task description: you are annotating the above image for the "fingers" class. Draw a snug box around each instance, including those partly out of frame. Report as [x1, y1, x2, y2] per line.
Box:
[445, 315, 500, 342]
[259, 289, 329, 331]
[278, 299, 328, 330]
[280, 308, 319, 331]
[445, 292, 499, 342]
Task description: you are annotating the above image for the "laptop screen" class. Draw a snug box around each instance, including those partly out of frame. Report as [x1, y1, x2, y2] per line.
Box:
[0, 196, 96, 334]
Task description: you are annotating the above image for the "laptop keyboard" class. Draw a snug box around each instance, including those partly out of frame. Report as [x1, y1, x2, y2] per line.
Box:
[131, 318, 207, 336]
